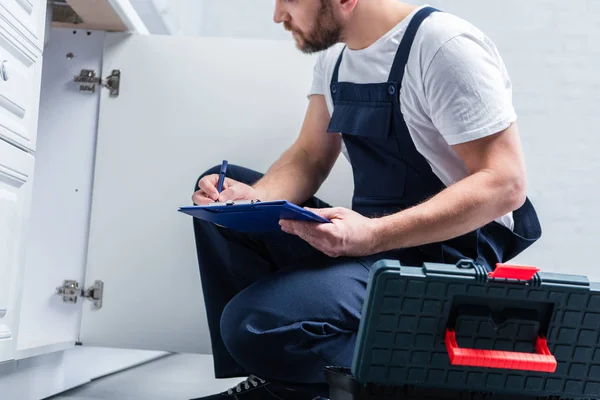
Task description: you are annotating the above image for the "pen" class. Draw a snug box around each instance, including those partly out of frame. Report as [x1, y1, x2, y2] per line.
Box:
[216, 160, 228, 194]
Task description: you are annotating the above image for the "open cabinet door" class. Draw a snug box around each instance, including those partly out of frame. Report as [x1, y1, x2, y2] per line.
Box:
[79, 33, 353, 353]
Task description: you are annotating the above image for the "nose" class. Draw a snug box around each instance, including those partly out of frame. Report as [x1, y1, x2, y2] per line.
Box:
[273, 0, 290, 24]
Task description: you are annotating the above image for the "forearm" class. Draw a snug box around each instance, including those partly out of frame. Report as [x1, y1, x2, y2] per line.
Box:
[252, 144, 329, 204]
[372, 170, 526, 252]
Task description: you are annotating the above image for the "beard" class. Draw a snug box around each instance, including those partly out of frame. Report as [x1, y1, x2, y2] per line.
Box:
[285, 0, 343, 54]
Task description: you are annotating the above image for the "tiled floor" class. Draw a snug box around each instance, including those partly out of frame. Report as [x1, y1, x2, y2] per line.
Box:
[47, 354, 245, 400]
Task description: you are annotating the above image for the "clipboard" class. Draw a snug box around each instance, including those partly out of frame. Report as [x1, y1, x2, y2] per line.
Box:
[178, 200, 331, 232]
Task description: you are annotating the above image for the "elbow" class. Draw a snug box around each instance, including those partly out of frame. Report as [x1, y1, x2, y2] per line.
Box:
[502, 174, 527, 213]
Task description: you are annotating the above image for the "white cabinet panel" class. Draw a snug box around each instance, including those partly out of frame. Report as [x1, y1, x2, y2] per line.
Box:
[0, 0, 43, 152]
[0, 139, 34, 362]
[15, 28, 105, 356]
[0, 37, 34, 148]
[80, 33, 352, 353]
[0, 0, 45, 51]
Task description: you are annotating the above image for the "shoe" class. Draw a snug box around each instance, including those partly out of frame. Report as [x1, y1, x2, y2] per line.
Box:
[190, 374, 321, 399]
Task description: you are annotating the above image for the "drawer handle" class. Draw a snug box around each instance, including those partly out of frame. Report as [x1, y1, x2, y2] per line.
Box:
[1, 61, 8, 82]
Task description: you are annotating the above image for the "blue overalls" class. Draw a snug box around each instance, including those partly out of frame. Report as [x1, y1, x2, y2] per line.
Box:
[191, 6, 541, 398]
[327, 6, 541, 271]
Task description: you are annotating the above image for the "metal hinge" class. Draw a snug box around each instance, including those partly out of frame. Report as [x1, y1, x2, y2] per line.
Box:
[74, 69, 120, 97]
[56, 280, 104, 310]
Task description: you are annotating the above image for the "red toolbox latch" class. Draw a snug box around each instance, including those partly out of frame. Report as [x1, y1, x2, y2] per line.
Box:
[488, 263, 540, 280]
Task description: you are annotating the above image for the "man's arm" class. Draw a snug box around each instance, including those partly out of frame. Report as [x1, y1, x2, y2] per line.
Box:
[372, 122, 526, 252]
[252, 94, 341, 204]
[280, 33, 530, 259]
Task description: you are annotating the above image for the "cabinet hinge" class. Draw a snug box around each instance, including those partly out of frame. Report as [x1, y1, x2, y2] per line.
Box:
[56, 280, 104, 310]
[74, 69, 120, 97]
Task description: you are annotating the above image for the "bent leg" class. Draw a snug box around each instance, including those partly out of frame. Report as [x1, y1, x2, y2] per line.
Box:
[220, 255, 371, 391]
[192, 164, 333, 378]
[193, 165, 271, 377]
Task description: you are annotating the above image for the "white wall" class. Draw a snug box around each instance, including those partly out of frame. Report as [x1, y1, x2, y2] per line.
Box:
[166, 0, 204, 36]
[132, 0, 290, 39]
[197, 0, 288, 40]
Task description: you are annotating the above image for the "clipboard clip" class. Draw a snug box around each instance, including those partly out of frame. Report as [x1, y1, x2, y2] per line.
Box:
[207, 199, 262, 207]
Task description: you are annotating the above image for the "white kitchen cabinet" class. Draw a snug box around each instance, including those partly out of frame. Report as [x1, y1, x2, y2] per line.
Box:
[0, 0, 43, 365]
[0, 34, 42, 153]
[0, 0, 47, 51]
[0, 0, 44, 153]
[0, 138, 34, 362]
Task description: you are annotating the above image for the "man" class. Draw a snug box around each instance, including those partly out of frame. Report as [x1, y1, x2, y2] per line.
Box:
[191, 1, 541, 399]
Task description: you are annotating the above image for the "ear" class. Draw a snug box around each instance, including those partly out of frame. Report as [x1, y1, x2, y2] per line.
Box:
[339, 0, 358, 12]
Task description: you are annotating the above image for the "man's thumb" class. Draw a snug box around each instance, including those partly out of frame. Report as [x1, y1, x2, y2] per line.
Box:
[305, 207, 336, 219]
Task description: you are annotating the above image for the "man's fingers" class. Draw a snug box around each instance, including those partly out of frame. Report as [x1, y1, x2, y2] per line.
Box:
[304, 207, 344, 220]
[280, 220, 341, 257]
[223, 177, 237, 188]
[280, 220, 326, 242]
[197, 174, 218, 188]
[192, 190, 215, 205]
[304, 207, 329, 217]
[198, 175, 219, 200]
[218, 185, 238, 202]
[280, 219, 307, 234]
[294, 227, 338, 257]
[285, 222, 322, 246]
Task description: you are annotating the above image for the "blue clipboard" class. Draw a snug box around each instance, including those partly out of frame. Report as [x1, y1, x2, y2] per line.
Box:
[178, 200, 330, 232]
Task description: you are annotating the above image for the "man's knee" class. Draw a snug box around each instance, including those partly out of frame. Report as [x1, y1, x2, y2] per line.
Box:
[219, 288, 358, 382]
[220, 290, 300, 379]
[220, 296, 268, 374]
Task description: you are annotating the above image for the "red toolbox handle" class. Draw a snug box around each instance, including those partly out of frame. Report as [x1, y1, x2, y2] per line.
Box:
[445, 329, 557, 373]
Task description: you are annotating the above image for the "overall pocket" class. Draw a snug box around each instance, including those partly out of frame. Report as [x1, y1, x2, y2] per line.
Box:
[327, 101, 393, 138]
[328, 101, 407, 200]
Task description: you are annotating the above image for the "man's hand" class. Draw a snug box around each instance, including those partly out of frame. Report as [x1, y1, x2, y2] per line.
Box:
[193, 175, 258, 205]
[279, 207, 381, 258]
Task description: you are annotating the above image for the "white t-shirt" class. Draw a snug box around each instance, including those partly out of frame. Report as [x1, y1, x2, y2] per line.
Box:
[309, 5, 516, 230]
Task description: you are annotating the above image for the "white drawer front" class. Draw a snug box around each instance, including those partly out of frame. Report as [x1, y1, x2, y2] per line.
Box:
[0, 21, 39, 151]
[0, 0, 43, 51]
[0, 139, 33, 361]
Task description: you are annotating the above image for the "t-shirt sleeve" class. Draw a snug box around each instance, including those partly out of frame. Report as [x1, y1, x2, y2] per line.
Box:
[423, 33, 517, 146]
[307, 51, 326, 97]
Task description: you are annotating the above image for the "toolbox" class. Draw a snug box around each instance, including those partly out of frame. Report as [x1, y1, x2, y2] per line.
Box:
[326, 259, 600, 399]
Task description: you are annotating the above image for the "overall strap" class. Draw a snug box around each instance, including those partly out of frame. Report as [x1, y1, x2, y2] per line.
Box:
[331, 46, 346, 84]
[387, 6, 439, 82]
